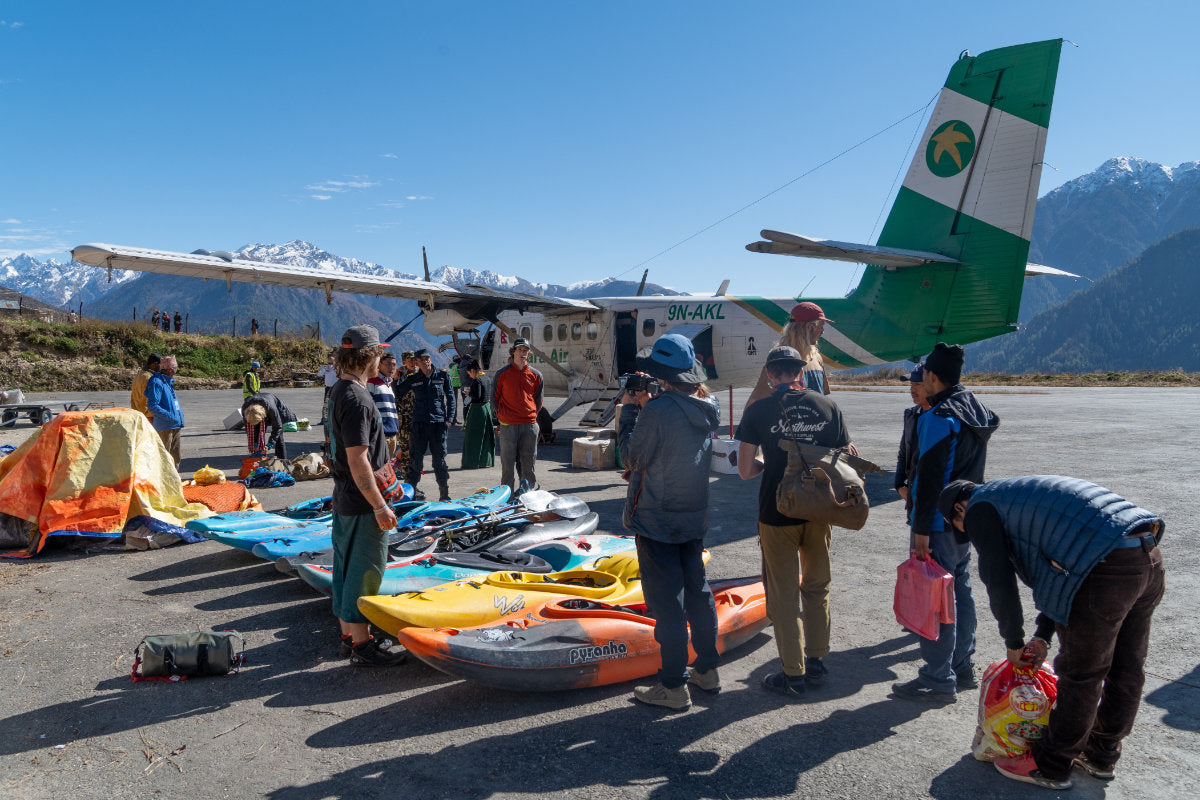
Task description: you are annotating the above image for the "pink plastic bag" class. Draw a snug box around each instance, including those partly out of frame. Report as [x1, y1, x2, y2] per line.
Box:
[893, 555, 955, 640]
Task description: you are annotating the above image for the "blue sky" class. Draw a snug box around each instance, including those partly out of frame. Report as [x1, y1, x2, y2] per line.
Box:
[2, 1, 1196, 297]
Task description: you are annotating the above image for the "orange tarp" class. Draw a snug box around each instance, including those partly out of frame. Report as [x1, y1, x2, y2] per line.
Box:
[0, 408, 211, 555]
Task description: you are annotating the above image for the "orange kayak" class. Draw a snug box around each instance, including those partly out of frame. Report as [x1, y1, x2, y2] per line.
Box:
[394, 576, 769, 691]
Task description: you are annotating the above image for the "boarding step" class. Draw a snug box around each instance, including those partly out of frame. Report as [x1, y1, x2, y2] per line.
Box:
[578, 385, 623, 428]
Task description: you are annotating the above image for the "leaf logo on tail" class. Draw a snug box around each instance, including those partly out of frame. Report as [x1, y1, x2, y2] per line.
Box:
[926, 120, 976, 177]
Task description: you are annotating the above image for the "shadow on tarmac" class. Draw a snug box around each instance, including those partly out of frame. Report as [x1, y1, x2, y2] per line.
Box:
[1144, 662, 1200, 732]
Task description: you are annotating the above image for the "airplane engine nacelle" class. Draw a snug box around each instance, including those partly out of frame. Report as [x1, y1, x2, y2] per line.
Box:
[423, 308, 487, 336]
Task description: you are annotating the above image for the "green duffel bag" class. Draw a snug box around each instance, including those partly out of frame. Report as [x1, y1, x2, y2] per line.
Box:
[133, 630, 245, 682]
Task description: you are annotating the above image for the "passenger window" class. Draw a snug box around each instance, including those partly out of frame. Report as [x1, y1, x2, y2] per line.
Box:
[543, 324, 553, 342]
[520, 325, 532, 341]
[642, 318, 655, 338]
[586, 322, 598, 340]
[557, 324, 567, 341]
[571, 323, 582, 341]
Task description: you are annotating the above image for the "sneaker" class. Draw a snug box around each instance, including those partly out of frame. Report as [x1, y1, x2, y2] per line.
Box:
[339, 634, 353, 658]
[687, 667, 721, 694]
[891, 678, 956, 704]
[411, 488, 426, 501]
[1073, 754, 1115, 780]
[956, 667, 980, 690]
[633, 682, 691, 710]
[349, 636, 408, 667]
[994, 754, 1072, 790]
[761, 671, 807, 699]
[439, 494, 452, 502]
[805, 657, 828, 686]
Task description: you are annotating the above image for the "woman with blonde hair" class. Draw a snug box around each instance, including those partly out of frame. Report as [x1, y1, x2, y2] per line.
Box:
[746, 301, 833, 407]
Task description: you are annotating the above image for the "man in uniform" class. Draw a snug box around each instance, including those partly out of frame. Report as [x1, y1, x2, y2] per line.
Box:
[243, 360, 262, 400]
[393, 349, 455, 502]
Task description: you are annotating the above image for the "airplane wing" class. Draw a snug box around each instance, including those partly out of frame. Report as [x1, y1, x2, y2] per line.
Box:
[746, 230, 1081, 279]
[745, 230, 960, 268]
[71, 244, 595, 319]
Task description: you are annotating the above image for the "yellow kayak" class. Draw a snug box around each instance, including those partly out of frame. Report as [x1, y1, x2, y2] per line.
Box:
[359, 550, 707, 636]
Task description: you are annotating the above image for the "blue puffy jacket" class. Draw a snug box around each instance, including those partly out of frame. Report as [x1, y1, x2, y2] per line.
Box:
[968, 475, 1163, 626]
[911, 384, 998, 535]
[145, 371, 184, 431]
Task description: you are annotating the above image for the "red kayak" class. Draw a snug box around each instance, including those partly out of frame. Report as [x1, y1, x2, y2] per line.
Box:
[395, 576, 769, 691]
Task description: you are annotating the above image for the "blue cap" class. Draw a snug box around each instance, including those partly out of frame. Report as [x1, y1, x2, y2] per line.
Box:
[251, 361, 261, 368]
[637, 333, 707, 384]
[903, 363, 924, 382]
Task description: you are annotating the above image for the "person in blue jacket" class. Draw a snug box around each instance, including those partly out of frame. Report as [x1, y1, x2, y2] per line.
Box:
[939, 476, 1165, 791]
[893, 342, 998, 704]
[619, 334, 721, 711]
[392, 348, 455, 502]
[144, 355, 185, 468]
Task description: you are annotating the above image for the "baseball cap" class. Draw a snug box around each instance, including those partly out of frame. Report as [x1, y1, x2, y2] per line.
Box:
[902, 363, 924, 382]
[512, 337, 531, 350]
[341, 324, 389, 350]
[636, 333, 707, 384]
[764, 345, 807, 369]
[790, 301, 833, 324]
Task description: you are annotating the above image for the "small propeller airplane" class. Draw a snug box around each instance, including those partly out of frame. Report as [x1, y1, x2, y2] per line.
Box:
[74, 39, 1072, 424]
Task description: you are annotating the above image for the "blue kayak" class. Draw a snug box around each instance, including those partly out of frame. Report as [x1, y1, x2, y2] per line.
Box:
[278, 483, 415, 519]
[248, 486, 513, 561]
[295, 518, 629, 597]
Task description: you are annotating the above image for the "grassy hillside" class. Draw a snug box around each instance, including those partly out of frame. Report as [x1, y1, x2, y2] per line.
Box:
[0, 317, 328, 392]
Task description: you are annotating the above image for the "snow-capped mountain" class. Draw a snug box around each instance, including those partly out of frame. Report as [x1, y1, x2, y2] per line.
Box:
[0, 253, 140, 308]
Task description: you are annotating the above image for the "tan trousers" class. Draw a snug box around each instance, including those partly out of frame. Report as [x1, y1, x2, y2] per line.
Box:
[158, 427, 181, 468]
[759, 520, 833, 676]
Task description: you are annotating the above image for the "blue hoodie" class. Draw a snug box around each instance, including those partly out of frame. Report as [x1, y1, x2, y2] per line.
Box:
[145, 371, 184, 431]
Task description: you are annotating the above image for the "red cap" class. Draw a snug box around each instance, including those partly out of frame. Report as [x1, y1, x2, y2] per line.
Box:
[790, 302, 832, 324]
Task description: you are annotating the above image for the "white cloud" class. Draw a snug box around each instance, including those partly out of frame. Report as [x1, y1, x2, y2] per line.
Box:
[405, 195, 431, 201]
[2, 218, 20, 224]
[0, 21, 24, 29]
[305, 179, 380, 194]
[380, 153, 398, 159]
[310, 194, 333, 201]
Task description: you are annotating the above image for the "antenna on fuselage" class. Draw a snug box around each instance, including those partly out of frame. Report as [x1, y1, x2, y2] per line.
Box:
[422, 246, 431, 282]
[636, 269, 649, 297]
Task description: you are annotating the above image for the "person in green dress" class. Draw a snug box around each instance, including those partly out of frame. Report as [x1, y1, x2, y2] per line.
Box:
[460, 359, 495, 469]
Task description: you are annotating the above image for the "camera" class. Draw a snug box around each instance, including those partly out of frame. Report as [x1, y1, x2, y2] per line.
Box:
[619, 373, 660, 396]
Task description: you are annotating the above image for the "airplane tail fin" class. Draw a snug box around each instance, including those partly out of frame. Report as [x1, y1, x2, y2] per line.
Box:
[861, 39, 1063, 357]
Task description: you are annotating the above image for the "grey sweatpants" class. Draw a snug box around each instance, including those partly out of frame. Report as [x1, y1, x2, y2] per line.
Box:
[497, 422, 538, 494]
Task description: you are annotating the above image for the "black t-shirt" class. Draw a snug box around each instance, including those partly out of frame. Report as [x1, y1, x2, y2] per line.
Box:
[735, 388, 851, 525]
[328, 378, 389, 516]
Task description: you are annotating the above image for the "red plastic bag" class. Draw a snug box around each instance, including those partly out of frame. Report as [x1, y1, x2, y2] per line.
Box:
[971, 659, 1058, 761]
[893, 555, 954, 640]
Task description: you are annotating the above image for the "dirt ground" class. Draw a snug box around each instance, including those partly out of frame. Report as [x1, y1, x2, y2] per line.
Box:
[1, 385, 1197, 799]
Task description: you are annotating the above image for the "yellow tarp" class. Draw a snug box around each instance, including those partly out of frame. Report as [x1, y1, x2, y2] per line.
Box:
[0, 408, 211, 555]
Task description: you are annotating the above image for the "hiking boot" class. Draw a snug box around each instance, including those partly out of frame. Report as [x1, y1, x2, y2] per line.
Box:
[349, 636, 408, 667]
[339, 634, 353, 658]
[687, 667, 721, 694]
[994, 754, 1072, 790]
[956, 667, 980, 690]
[633, 682, 691, 710]
[761, 671, 807, 699]
[1073, 754, 1115, 780]
[891, 678, 956, 704]
[437, 484, 451, 503]
[805, 656, 828, 686]
[411, 488, 426, 501]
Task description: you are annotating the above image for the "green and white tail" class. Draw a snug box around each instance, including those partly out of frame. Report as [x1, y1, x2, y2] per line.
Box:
[751, 39, 1063, 367]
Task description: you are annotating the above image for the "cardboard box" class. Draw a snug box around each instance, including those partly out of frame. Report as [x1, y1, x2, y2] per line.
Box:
[572, 436, 617, 470]
[223, 409, 244, 430]
[710, 437, 740, 474]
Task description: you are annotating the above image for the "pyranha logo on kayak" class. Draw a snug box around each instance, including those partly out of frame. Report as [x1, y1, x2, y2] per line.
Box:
[568, 640, 629, 665]
[494, 594, 526, 616]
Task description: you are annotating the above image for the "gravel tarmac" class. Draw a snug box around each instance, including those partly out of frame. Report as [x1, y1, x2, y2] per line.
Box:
[1, 384, 1197, 800]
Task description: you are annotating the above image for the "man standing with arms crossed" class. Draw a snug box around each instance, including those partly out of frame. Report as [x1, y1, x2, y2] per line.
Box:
[492, 337, 543, 495]
[326, 325, 407, 666]
[892, 342, 998, 703]
[393, 348, 455, 502]
[736, 346, 856, 698]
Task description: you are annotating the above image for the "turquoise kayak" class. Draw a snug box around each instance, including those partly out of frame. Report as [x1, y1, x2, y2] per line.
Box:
[248, 486, 513, 561]
[295, 518, 629, 597]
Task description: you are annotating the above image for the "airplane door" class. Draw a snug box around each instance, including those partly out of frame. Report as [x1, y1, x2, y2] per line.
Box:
[615, 312, 637, 376]
[664, 323, 717, 380]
